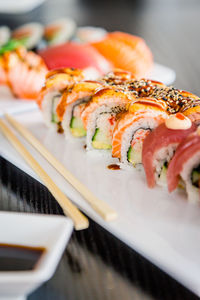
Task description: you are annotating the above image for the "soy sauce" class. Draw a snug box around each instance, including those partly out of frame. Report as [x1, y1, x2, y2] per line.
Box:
[0, 244, 45, 271]
[107, 164, 120, 170]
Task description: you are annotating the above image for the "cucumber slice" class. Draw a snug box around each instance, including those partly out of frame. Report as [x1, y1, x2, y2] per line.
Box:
[127, 146, 142, 166]
[70, 116, 86, 137]
[52, 113, 59, 123]
[92, 128, 112, 150]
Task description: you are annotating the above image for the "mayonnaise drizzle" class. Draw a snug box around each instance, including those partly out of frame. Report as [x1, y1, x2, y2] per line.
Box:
[165, 113, 192, 130]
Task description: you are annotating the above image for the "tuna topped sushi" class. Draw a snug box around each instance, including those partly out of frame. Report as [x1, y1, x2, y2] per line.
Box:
[112, 98, 168, 167]
[142, 113, 196, 188]
[56, 80, 103, 138]
[37, 68, 84, 131]
[167, 127, 200, 203]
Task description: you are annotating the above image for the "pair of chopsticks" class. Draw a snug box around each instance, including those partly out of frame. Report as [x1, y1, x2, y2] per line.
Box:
[0, 114, 117, 230]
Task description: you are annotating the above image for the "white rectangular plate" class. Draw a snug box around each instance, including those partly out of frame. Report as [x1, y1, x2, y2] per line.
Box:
[1, 108, 200, 297]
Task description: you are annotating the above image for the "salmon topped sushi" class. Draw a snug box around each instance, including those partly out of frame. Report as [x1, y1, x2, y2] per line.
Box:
[37, 68, 84, 131]
[4, 46, 47, 100]
[81, 88, 133, 150]
[91, 31, 153, 78]
[56, 80, 103, 138]
[112, 98, 168, 167]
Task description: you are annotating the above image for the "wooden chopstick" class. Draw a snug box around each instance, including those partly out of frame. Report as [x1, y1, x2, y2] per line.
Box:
[5, 114, 118, 221]
[0, 118, 89, 231]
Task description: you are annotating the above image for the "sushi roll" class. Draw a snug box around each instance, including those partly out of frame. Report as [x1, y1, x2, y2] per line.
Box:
[112, 98, 168, 167]
[76, 26, 107, 43]
[56, 70, 135, 139]
[80, 78, 166, 151]
[142, 113, 196, 188]
[81, 87, 133, 150]
[167, 127, 200, 203]
[57, 80, 103, 138]
[37, 68, 84, 131]
[12, 23, 44, 50]
[4, 46, 47, 100]
[0, 26, 11, 47]
[44, 18, 76, 46]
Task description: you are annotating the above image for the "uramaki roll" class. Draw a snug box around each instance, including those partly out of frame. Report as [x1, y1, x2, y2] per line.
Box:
[37, 68, 84, 131]
[142, 114, 196, 188]
[81, 88, 133, 150]
[112, 98, 168, 167]
[56, 80, 103, 138]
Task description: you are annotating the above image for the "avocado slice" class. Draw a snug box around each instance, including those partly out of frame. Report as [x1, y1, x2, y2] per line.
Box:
[92, 128, 112, 150]
[51, 96, 60, 123]
[158, 163, 167, 184]
[127, 146, 142, 166]
[70, 116, 86, 137]
[191, 170, 200, 188]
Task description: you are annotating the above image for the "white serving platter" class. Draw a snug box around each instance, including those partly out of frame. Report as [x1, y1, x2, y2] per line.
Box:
[1, 108, 200, 298]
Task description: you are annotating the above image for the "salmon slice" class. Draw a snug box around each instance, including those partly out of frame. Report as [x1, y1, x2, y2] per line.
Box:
[91, 32, 153, 78]
[56, 80, 103, 121]
[4, 47, 47, 100]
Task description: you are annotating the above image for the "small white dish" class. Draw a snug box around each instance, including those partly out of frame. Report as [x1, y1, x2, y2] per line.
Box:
[0, 211, 73, 300]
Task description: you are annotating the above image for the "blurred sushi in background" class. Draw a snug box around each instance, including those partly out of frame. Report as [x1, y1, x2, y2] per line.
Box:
[39, 42, 112, 78]
[2, 46, 47, 99]
[0, 26, 11, 47]
[12, 22, 44, 50]
[91, 31, 153, 78]
[44, 18, 76, 46]
[76, 26, 107, 43]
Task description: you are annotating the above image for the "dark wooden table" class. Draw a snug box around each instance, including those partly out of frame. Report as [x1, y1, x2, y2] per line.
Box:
[0, 0, 200, 299]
